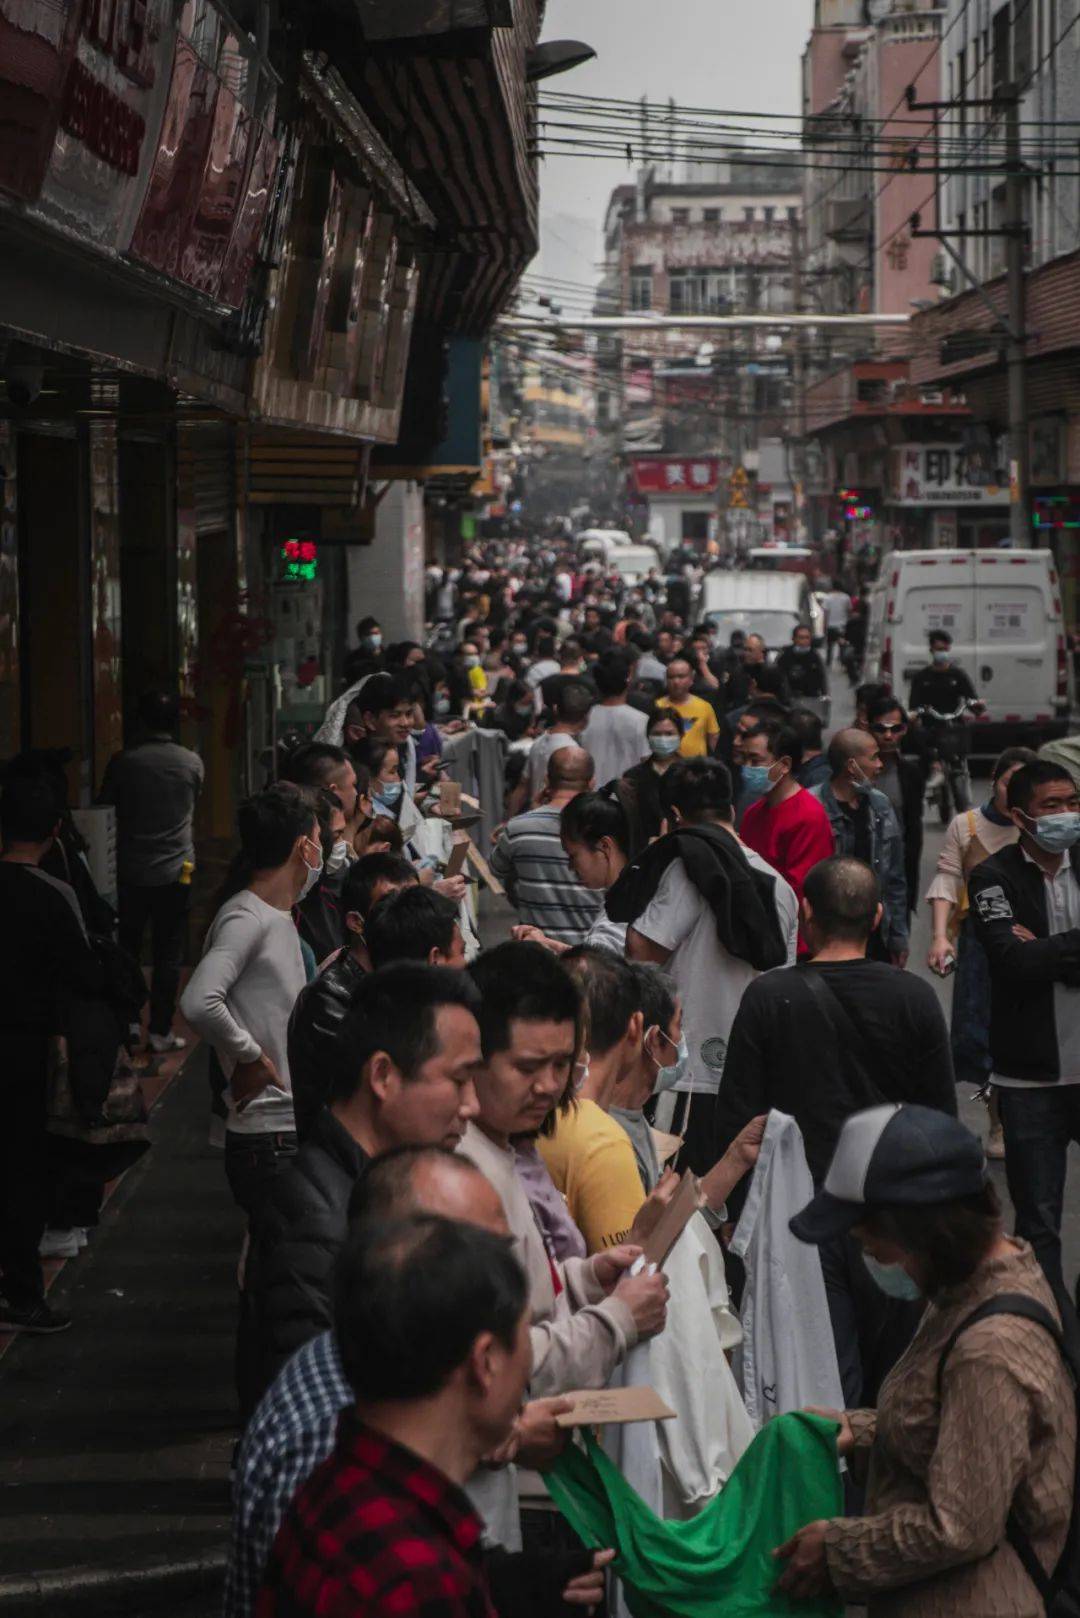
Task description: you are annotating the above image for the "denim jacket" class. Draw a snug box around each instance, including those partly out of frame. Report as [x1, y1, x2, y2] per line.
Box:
[812, 781, 910, 953]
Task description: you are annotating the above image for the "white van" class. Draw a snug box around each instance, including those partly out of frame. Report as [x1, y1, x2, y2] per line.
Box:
[863, 548, 1070, 751]
[607, 543, 661, 586]
[576, 528, 633, 565]
[701, 569, 820, 654]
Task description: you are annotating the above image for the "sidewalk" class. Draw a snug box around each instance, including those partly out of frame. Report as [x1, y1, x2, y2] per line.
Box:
[0, 1046, 242, 1611]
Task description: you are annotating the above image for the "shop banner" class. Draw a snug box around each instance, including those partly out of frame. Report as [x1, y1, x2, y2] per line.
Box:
[631, 457, 721, 496]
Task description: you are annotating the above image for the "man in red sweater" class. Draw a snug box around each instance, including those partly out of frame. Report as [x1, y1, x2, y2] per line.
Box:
[739, 715, 834, 953]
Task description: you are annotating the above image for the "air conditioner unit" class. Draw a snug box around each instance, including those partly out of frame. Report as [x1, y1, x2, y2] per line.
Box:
[929, 253, 954, 290]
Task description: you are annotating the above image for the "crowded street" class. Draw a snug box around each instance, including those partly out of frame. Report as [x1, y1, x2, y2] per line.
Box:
[6, 2, 1080, 1617]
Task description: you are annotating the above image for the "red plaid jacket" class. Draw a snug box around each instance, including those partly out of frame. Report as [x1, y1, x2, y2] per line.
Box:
[256, 1412, 496, 1618]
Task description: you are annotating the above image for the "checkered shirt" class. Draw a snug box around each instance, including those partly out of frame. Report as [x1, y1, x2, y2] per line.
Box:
[255, 1409, 495, 1618]
[224, 1331, 350, 1618]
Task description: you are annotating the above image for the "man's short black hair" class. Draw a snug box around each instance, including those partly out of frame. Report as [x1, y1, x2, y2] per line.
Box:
[591, 650, 633, 698]
[281, 742, 351, 790]
[867, 694, 908, 726]
[803, 856, 880, 943]
[1007, 760, 1077, 814]
[788, 707, 824, 752]
[755, 715, 804, 772]
[334, 1216, 526, 1401]
[630, 962, 678, 1038]
[0, 774, 63, 843]
[748, 665, 788, 701]
[365, 886, 460, 971]
[352, 672, 413, 721]
[554, 681, 594, 723]
[468, 942, 582, 1060]
[855, 682, 891, 716]
[137, 688, 179, 732]
[659, 757, 733, 822]
[341, 852, 419, 921]
[329, 963, 480, 1102]
[929, 629, 952, 648]
[356, 616, 381, 638]
[236, 782, 318, 872]
[562, 945, 640, 1057]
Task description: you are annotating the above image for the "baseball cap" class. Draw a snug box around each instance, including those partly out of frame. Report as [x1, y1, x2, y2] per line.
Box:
[790, 1104, 988, 1245]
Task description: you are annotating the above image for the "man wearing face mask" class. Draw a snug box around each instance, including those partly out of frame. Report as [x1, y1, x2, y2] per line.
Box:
[775, 624, 828, 703]
[908, 629, 978, 716]
[811, 729, 909, 967]
[740, 716, 835, 953]
[969, 760, 1080, 1309]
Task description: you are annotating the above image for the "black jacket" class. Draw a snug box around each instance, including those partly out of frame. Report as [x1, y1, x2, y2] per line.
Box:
[287, 950, 366, 1140]
[775, 647, 827, 700]
[896, 754, 926, 916]
[622, 760, 667, 848]
[606, 823, 788, 971]
[245, 1107, 369, 1404]
[969, 843, 1080, 1083]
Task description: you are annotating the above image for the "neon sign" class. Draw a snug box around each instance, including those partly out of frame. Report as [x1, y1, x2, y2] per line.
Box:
[281, 539, 318, 582]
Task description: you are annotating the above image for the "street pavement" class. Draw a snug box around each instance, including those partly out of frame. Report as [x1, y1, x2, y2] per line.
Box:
[2, 672, 1078, 1610]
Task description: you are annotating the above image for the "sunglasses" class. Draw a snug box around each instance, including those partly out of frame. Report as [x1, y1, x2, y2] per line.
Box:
[871, 722, 906, 735]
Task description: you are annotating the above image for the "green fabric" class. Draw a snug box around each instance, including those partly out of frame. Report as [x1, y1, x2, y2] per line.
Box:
[544, 1411, 843, 1618]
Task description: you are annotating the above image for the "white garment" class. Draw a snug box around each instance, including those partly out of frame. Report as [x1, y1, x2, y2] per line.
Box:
[605, 1213, 752, 1521]
[580, 703, 648, 788]
[585, 910, 628, 954]
[729, 1110, 843, 1428]
[525, 730, 576, 801]
[823, 590, 852, 631]
[180, 892, 305, 1134]
[525, 657, 560, 691]
[632, 848, 798, 1096]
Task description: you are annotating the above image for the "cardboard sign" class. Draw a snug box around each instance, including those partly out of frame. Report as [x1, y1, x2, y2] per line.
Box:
[466, 843, 505, 897]
[555, 1387, 676, 1428]
[641, 1170, 705, 1269]
[444, 832, 471, 879]
[650, 1127, 684, 1167]
[439, 778, 462, 816]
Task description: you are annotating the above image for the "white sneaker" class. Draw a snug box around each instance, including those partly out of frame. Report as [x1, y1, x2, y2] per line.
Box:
[74, 1228, 89, 1249]
[39, 1229, 81, 1259]
[149, 1032, 186, 1053]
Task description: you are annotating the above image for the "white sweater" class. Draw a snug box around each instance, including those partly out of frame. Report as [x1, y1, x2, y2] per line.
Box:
[180, 891, 305, 1135]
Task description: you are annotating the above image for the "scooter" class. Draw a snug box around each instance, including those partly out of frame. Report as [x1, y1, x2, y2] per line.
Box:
[911, 698, 982, 825]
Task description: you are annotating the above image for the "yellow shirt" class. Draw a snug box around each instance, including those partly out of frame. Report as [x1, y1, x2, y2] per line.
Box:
[539, 1098, 645, 1254]
[657, 694, 720, 758]
[467, 663, 488, 695]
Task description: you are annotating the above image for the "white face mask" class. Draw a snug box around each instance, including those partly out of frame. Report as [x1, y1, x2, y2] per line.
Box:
[649, 1027, 689, 1095]
[298, 840, 323, 901]
[325, 839, 352, 876]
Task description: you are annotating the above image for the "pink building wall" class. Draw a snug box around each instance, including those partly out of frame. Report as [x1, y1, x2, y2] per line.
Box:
[874, 37, 944, 316]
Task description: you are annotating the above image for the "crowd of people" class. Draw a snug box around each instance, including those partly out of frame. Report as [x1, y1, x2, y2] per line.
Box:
[3, 534, 1080, 1618]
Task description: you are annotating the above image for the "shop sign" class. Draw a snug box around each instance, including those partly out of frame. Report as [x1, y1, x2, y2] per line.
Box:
[0, 0, 83, 203]
[630, 457, 721, 496]
[889, 443, 1008, 506]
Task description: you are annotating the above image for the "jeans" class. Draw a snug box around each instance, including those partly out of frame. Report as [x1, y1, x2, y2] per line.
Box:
[997, 1085, 1080, 1314]
[1, 1036, 51, 1305]
[224, 1130, 298, 1228]
[119, 880, 190, 1037]
[951, 919, 992, 1088]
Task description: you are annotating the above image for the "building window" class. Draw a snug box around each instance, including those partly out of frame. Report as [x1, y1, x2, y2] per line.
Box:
[763, 206, 775, 223]
[787, 205, 798, 221]
[743, 207, 756, 222]
[671, 207, 691, 224]
[703, 207, 722, 223]
[629, 266, 653, 311]
[669, 268, 731, 315]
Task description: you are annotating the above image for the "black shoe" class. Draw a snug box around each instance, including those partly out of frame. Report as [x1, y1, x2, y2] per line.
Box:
[0, 1298, 72, 1333]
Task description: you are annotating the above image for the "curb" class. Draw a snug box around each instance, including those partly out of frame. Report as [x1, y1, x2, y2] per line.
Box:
[0, 1552, 226, 1613]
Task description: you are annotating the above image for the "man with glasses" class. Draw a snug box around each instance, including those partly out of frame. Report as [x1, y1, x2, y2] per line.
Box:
[866, 695, 926, 923]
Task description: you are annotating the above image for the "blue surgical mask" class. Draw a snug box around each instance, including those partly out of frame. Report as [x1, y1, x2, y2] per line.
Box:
[377, 781, 403, 807]
[651, 1028, 689, 1095]
[931, 649, 949, 665]
[433, 694, 451, 717]
[298, 841, 323, 902]
[852, 765, 875, 797]
[741, 763, 774, 798]
[464, 654, 480, 669]
[649, 733, 681, 759]
[862, 1252, 923, 1301]
[365, 633, 382, 652]
[1025, 810, 1080, 854]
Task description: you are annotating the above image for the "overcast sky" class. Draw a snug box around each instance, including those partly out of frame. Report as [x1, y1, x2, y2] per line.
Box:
[534, 0, 815, 295]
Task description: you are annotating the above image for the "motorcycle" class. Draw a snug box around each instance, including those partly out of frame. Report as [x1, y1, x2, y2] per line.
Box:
[911, 698, 983, 825]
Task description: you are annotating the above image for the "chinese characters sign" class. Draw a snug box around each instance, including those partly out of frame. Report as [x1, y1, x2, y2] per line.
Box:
[631, 457, 721, 496]
[889, 444, 1008, 506]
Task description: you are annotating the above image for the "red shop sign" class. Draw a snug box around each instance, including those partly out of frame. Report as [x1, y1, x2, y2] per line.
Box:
[631, 457, 721, 496]
[0, 0, 82, 202]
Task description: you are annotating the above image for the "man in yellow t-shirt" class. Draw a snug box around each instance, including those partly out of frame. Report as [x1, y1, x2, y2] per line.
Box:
[658, 657, 720, 758]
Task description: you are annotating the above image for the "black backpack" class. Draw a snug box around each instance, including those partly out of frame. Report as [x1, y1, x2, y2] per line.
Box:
[938, 1293, 1080, 1617]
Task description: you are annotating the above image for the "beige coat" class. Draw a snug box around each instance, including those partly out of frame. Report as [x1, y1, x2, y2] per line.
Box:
[824, 1241, 1075, 1617]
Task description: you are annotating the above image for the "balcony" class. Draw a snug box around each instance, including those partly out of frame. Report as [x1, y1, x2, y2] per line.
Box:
[826, 199, 871, 241]
[353, 0, 513, 41]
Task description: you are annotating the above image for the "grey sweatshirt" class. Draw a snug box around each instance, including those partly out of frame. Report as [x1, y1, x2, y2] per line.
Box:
[180, 891, 305, 1135]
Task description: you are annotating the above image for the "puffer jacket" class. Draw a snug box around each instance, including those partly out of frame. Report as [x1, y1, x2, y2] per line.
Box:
[244, 1107, 369, 1408]
[287, 949, 366, 1141]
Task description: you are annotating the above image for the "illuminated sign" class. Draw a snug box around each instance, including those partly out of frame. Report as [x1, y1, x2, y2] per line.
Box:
[281, 538, 318, 582]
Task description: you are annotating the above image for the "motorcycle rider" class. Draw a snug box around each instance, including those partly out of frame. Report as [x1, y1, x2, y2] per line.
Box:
[909, 631, 982, 790]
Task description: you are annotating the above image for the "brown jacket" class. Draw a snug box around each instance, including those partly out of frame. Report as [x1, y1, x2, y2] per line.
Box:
[824, 1241, 1075, 1617]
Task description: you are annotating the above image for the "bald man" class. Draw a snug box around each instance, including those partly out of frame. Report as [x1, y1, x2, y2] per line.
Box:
[228, 1146, 612, 1618]
[810, 727, 909, 965]
[491, 746, 603, 945]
